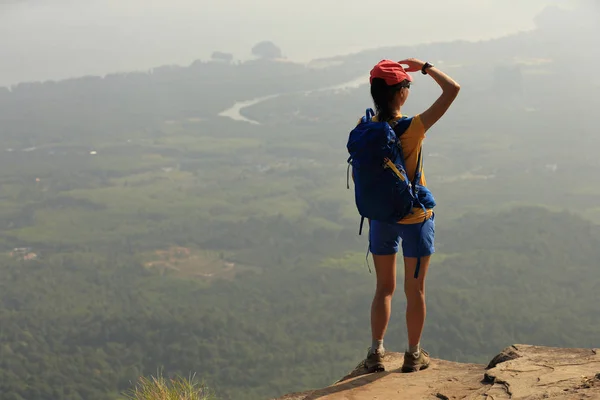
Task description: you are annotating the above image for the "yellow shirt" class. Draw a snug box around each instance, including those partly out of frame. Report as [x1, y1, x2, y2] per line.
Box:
[364, 114, 434, 224]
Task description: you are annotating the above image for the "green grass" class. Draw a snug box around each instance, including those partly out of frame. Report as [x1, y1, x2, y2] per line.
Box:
[155, 133, 262, 154]
[12, 208, 160, 244]
[431, 252, 461, 264]
[87, 153, 171, 173]
[123, 373, 216, 400]
[141, 247, 259, 280]
[319, 252, 367, 272]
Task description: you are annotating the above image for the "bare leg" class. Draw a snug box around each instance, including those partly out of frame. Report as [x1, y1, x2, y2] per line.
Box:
[403, 256, 431, 348]
[371, 254, 397, 342]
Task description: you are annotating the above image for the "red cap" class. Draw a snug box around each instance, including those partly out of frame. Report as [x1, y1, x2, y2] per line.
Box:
[369, 59, 413, 85]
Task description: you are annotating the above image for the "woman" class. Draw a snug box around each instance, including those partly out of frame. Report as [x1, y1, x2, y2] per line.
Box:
[363, 58, 460, 373]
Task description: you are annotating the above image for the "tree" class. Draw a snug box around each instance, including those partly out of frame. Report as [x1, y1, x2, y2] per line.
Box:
[251, 41, 282, 60]
[211, 52, 233, 63]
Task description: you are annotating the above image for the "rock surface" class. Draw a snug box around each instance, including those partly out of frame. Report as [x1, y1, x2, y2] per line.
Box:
[275, 345, 600, 399]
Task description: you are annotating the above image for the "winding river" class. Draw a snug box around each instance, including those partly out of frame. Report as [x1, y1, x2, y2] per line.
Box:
[218, 74, 368, 125]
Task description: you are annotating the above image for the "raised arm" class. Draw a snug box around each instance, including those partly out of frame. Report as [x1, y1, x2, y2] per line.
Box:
[399, 58, 460, 132]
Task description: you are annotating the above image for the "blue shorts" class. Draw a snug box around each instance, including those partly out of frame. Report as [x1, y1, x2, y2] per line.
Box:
[368, 214, 435, 257]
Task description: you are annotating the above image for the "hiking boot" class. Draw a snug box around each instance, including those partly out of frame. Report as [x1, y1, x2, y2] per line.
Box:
[401, 349, 430, 373]
[364, 348, 385, 373]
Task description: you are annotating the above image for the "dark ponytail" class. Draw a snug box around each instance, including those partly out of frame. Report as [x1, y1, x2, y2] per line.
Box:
[370, 78, 406, 122]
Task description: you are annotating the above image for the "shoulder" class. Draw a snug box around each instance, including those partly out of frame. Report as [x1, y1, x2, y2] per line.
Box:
[411, 114, 424, 130]
[400, 114, 426, 140]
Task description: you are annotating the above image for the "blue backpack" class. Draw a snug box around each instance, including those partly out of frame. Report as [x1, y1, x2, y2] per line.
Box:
[347, 108, 429, 277]
[347, 108, 424, 230]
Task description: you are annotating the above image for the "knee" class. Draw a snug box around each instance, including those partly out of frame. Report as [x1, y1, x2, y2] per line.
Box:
[376, 282, 396, 298]
[404, 281, 425, 299]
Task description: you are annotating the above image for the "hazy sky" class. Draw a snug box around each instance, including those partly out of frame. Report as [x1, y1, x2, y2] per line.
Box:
[0, 0, 571, 86]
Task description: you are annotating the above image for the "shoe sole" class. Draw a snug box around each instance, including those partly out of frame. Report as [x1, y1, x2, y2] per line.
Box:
[401, 363, 430, 373]
[365, 362, 385, 373]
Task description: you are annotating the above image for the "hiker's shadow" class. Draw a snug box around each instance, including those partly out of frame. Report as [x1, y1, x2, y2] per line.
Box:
[303, 366, 399, 400]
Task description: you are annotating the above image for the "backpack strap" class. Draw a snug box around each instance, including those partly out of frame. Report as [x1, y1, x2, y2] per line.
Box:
[365, 239, 372, 274]
[391, 117, 423, 200]
[413, 146, 428, 279]
[412, 147, 424, 194]
[392, 120, 428, 279]
[346, 156, 352, 189]
[390, 117, 411, 168]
